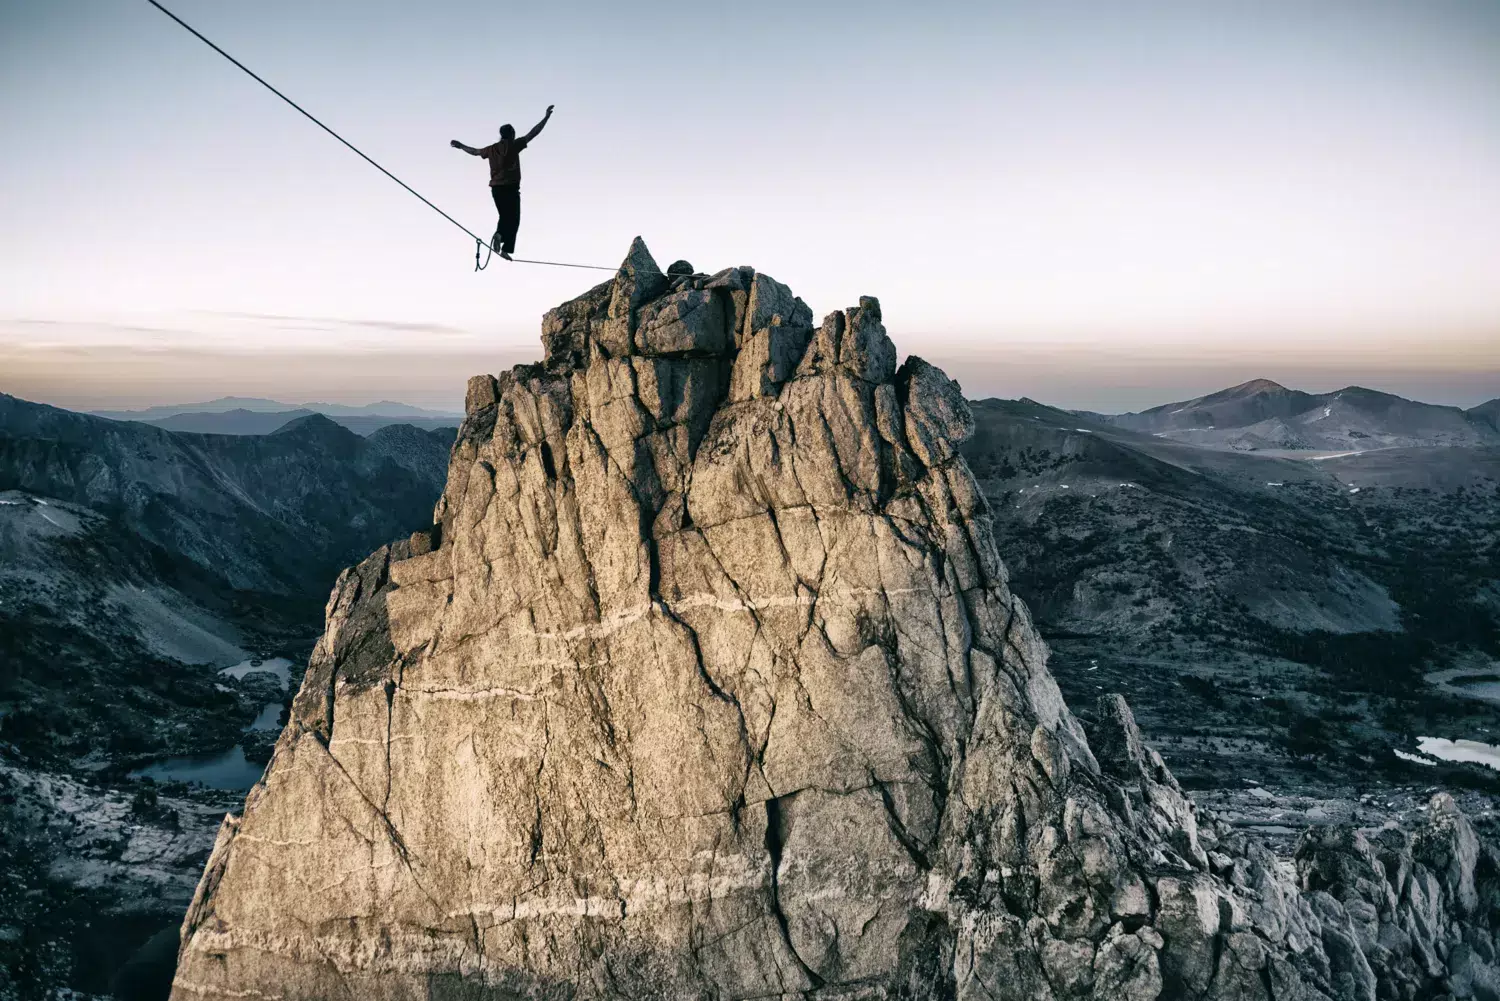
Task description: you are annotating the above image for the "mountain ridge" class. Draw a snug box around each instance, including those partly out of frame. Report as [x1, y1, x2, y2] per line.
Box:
[0, 392, 451, 595]
[91, 396, 461, 421]
[97, 407, 461, 437]
[1099, 378, 1500, 452]
[1467, 397, 1500, 430]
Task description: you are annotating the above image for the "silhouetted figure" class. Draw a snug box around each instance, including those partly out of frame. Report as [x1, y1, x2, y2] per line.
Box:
[451, 105, 553, 260]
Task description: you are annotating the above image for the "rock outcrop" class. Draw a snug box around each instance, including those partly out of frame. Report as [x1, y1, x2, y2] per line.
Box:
[172, 240, 1500, 1000]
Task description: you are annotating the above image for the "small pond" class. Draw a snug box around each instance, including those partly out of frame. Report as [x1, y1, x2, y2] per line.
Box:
[128, 658, 294, 789]
[1413, 736, 1500, 771]
[129, 745, 266, 790]
[220, 656, 295, 689]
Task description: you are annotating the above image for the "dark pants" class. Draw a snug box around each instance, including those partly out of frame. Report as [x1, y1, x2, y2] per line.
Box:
[491, 184, 520, 254]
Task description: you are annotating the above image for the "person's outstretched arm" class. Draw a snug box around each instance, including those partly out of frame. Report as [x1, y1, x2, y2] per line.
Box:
[450, 140, 484, 155]
[522, 105, 555, 143]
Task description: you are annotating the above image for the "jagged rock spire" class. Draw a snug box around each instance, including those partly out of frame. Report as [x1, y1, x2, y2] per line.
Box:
[171, 242, 1500, 1001]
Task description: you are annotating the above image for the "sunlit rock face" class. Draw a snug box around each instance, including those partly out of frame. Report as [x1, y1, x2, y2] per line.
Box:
[172, 240, 1500, 1001]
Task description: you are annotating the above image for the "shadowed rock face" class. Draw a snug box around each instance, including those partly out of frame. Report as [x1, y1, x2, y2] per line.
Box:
[172, 240, 1500, 1001]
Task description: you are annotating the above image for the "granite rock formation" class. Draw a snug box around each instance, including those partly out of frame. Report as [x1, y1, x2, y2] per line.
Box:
[172, 240, 1500, 1000]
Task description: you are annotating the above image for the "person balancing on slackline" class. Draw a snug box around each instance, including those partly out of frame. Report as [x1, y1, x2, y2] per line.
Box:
[451, 104, 553, 260]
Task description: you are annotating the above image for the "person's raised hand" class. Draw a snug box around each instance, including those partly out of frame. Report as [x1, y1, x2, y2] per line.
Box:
[546, 105, 555, 115]
[450, 139, 462, 148]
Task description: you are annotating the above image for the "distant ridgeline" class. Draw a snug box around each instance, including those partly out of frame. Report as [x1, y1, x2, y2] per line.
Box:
[91, 397, 463, 437]
[0, 394, 454, 595]
[1094, 378, 1500, 453]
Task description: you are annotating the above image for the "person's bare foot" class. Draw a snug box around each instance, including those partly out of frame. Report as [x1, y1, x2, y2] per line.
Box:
[500, 251, 513, 261]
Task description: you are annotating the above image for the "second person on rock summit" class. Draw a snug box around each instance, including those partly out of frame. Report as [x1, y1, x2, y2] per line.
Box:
[452, 104, 554, 261]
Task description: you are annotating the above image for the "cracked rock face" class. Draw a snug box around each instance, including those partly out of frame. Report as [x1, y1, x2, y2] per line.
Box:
[172, 240, 1500, 1001]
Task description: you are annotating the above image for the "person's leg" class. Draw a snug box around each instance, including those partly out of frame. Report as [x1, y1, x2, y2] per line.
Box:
[499, 186, 521, 255]
[498, 186, 516, 252]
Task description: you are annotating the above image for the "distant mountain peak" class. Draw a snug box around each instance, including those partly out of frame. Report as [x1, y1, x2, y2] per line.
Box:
[1329, 385, 1398, 402]
[1226, 378, 1290, 395]
[270, 411, 356, 440]
[1467, 398, 1500, 431]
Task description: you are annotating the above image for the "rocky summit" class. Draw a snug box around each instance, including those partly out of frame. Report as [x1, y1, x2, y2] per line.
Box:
[172, 240, 1500, 1001]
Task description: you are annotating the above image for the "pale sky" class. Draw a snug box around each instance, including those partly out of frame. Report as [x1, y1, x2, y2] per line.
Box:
[2, 0, 1497, 412]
